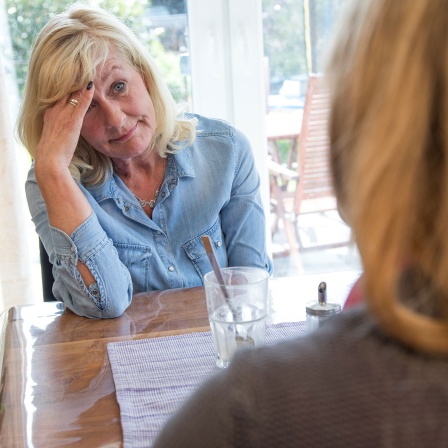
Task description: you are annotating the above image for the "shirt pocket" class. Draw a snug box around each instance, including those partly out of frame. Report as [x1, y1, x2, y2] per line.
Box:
[113, 243, 152, 293]
[182, 219, 228, 282]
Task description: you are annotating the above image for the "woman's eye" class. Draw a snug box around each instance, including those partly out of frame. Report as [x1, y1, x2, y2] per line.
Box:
[113, 82, 125, 93]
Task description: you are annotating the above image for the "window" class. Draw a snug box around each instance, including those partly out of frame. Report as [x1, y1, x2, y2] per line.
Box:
[6, 0, 192, 105]
[263, 0, 360, 276]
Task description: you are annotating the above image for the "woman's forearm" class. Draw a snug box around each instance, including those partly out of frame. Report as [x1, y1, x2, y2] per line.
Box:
[35, 162, 95, 286]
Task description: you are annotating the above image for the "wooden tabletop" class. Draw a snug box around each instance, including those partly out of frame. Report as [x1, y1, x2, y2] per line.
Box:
[0, 270, 360, 447]
[265, 109, 303, 140]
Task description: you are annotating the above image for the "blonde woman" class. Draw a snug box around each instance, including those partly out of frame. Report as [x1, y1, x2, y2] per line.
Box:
[20, 4, 271, 318]
[153, 0, 448, 446]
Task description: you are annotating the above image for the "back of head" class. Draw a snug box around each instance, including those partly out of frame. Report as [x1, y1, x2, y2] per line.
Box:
[18, 3, 184, 185]
[326, 0, 448, 355]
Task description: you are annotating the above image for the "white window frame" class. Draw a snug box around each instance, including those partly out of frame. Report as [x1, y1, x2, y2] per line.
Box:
[187, 0, 271, 249]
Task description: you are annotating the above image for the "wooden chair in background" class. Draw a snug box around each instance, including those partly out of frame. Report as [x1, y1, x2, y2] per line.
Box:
[269, 74, 352, 256]
[294, 74, 334, 217]
[39, 239, 56, 302]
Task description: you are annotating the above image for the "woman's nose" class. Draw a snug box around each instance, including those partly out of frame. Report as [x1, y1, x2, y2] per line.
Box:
[103, 101, 125, 128]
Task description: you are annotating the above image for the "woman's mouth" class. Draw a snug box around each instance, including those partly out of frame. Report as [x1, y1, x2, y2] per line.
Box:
[112, 123, 138, 142]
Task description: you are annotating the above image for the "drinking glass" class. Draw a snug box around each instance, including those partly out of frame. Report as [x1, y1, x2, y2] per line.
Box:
[204, 267, 269, 368]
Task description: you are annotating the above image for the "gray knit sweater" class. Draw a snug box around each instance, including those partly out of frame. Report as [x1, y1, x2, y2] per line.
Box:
[153, 307, 448, 447]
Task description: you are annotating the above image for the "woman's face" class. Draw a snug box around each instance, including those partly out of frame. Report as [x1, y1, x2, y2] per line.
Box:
[80, 51, 156, 162]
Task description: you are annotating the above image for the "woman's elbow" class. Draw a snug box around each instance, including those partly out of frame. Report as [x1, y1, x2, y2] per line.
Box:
[60, 281, 133, 319]
[96, 282, 133, 318]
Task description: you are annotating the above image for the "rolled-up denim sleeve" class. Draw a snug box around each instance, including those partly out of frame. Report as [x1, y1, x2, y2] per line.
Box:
[26, 168, 132, 318]
[49, 213, 133, 318]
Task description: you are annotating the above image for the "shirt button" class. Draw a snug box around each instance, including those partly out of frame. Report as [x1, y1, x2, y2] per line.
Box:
[168, 266, 175, 272]
[91, 289, 99, 296]
[161, 192, 166, 198]
[217, 241, 222, 247]
[70, 246, 75, 252]
[124, 205, 130, 212]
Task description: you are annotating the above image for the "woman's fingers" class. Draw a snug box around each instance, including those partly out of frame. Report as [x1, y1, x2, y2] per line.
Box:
[36, 81, 95, 167]
[66, 81, 94, 117]
[68, 97, 80, 107]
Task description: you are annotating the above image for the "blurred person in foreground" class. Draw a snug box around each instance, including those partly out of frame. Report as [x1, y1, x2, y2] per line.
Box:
[153, 0, 448, 446]
[19, 4, 271, 318]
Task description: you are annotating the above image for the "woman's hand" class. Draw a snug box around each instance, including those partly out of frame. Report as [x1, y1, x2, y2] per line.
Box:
[33, 82, 97, 287]
[34, 81, 95, 237]
[35, 81, 94, 171]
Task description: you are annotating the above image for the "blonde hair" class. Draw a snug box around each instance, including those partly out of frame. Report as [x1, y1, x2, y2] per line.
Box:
[326, 0, 448, 355]
[18, 3, 196, 186]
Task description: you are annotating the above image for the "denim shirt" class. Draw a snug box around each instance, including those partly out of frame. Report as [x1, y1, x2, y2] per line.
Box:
[26, 115, 272, 318]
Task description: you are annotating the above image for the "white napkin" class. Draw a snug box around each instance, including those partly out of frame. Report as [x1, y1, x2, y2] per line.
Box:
[107, 321, 307, 448]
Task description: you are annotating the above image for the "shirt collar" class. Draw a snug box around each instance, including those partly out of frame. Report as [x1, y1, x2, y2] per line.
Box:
[86, 148, 195, 203]
[172, 147, 195, 178]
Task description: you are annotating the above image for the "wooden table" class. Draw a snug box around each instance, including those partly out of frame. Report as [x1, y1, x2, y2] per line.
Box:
[266, 110, 303, 258]
[0, 270, 360, 447]
[266, 109, 302, 168]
